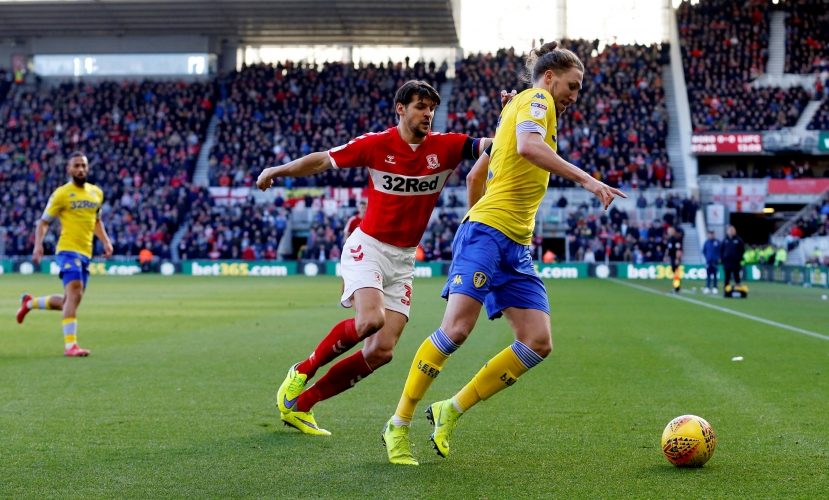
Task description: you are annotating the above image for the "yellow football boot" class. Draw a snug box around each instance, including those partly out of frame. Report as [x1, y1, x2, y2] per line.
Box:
[277, 363, 307, 414]
[281, 410, 331, 436]
[382, 418, 419, 466]
[425, 399, 463, 458]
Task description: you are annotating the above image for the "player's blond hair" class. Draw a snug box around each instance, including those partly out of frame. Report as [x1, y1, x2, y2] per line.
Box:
[522, 41, 584, 84]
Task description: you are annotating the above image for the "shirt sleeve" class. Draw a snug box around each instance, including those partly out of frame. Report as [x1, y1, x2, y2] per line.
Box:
[328, 133, 374, 170]
[41, 191, 64, 222]
[515, 93, 554, 138]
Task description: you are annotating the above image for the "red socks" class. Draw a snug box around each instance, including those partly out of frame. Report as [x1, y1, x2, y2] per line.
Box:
[296, 350, 374, 412]
[296, 318, 360, 380]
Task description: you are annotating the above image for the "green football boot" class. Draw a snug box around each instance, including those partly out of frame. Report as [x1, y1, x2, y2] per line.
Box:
[425, 399, 463, 458]
[382, 418, 419, 466]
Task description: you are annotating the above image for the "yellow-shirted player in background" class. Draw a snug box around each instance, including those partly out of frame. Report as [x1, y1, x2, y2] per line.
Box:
[16, 152, 113, 357]
[383, 41, 626, 465]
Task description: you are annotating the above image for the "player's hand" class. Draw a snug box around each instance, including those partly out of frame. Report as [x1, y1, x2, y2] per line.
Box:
[256, 169, 274, 192]
[102, 240, 114, 259]
[583, 178, 627, 210]
[32, 244, 44, 265]
[501, 89, 517, 107]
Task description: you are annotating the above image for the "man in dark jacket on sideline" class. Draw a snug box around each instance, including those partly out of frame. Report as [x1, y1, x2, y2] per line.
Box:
[702, 230, 720, 294]
[721, 225, 745, 290]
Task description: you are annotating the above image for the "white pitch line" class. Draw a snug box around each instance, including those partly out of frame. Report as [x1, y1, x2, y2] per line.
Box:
[609, 278, 829, 342]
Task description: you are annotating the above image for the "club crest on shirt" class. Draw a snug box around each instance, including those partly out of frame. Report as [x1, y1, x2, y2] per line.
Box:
[473, 272, 487, 288]
[426, 154, 440, 170]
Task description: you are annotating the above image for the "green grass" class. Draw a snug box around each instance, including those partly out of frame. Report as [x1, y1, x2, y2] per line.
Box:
[1, 275, 828, 499]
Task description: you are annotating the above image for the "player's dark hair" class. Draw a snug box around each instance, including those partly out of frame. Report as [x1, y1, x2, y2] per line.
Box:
[68, 151, 87, 159]
[521, 41, 584, 84]
[394, 80, 441, 108]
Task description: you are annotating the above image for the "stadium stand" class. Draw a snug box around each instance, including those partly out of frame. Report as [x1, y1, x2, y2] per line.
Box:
[784, 0, 829, 74]
[678, 0, 811, 132]
[0, 79, 214, 258]
[208, 60, 446, 188]
[721, 158, 826, 179]
[564, 193, 696, 262]
[177, 191, 293, 260]
[0, 69, 12, 109]
[2, 31, 760, 262]
[792, 191, 829, 241]
[448, 41, 673, 189]
[807, 99, 829, 130]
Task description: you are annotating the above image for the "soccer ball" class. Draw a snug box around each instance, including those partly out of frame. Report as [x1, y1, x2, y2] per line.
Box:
[661, 415, 716, 467]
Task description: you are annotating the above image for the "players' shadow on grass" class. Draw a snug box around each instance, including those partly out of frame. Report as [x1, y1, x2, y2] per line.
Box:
[640, 464, 717, 477]
[244, 424, 331, 449]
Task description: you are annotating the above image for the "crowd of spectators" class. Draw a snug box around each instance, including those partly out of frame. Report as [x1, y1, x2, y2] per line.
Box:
[566, 204, 687, 263]
[678, 0, 811, 132]
[209, 60, 446, 188]
[722, 159, 829, 179]
[448, 41, 673, 189]
[418, 210, 461, 262]
[1, 79, 213, 258]
[788, 191, 829, 245]
[177, 190, 291, 261]
[0, 80, 213, 257]
[807, 99, 829, 130]
[784, 0, 829, 74]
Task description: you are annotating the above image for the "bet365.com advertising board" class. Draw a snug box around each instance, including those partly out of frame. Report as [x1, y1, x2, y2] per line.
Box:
[4, 260, 826, 287]
[40, 260, 142, 276]
[182, 260, 299, 277]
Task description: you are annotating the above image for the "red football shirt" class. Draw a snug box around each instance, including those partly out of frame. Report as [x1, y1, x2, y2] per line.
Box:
[344, 214, 362, 235]
[328, 127, 470, 247]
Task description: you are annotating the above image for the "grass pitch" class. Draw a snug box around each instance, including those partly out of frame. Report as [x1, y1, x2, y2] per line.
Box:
[1, 274, 827, 499]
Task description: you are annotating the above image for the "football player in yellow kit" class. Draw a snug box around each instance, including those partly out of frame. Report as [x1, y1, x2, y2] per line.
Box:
[17, 152, 113, 356]
[383, 42, 625, 465]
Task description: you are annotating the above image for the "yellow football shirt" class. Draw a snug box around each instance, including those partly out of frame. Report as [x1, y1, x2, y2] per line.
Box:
[42, 182, 104, 258]
[466, 88, 557, 245]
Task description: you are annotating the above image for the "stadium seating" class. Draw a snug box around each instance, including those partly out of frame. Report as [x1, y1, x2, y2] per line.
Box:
[449, 41, 673, 189]
[0, 79, 214, 258]
[807, 99, 829, 130]
[565, 193, 695, 262]
[208, 61, 446, 188]
[678, 0, 811, 132]
[784, 0, 829, 74]
[177, 189, 295, 260]
[792, 191, 829, 241]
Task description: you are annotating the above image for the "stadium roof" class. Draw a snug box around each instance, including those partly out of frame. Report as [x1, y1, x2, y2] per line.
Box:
[0, 0, 460, 46]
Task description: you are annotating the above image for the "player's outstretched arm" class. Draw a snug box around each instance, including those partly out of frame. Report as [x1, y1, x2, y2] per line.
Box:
[466, 150, 490, 208]
[94, 219, 114, 259]
[256, 152, 333, 191]
[516, 132, 626, 209]
[32, 219, 50, 265]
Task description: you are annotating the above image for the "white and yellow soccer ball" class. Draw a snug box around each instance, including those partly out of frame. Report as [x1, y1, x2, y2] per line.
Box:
[661, 415, 717, 467]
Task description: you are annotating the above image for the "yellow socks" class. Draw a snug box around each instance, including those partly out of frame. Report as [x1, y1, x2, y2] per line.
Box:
[62, 318, 78, 349]
[394, 328, 459, 425]
[454, 341, 544, 412]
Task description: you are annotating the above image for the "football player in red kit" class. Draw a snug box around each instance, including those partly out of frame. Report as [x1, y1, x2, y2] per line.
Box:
[257, 80, 492, 435]
[343, 200, 366, 242]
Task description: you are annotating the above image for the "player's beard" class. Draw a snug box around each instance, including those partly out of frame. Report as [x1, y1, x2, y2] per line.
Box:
[407, 117, 430, 139]
[72, 174, 86, 186]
